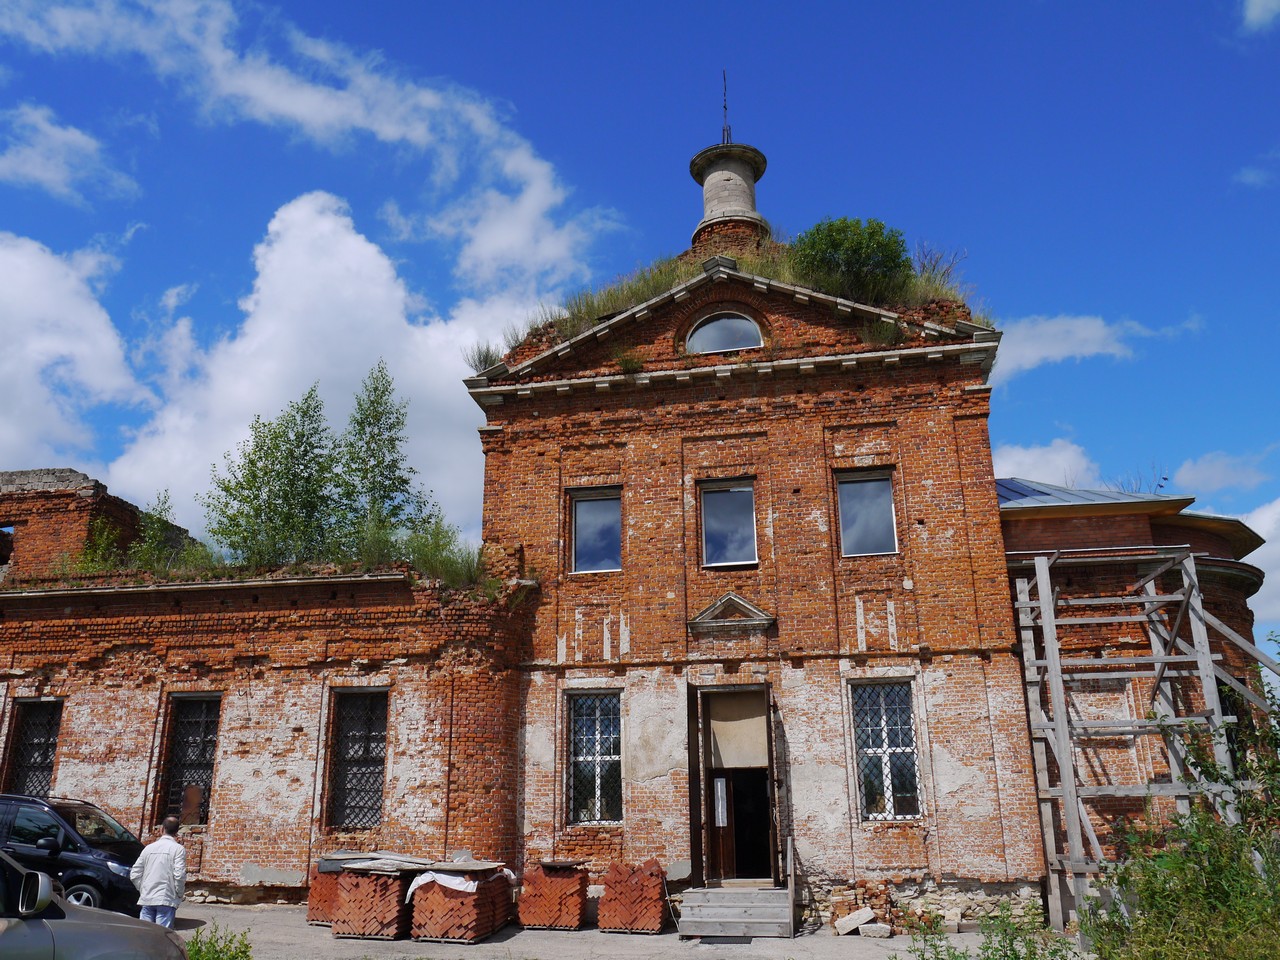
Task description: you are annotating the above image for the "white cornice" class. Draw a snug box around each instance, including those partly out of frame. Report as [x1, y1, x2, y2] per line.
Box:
[464, 258, 989, 398]
[466, 339, 998, 407]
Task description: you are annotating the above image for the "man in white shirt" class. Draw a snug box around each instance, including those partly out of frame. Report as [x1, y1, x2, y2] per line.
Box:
[130, 815, 187, 927]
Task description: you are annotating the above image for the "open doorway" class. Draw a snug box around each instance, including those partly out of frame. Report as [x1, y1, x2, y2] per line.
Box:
[697, 688, 775, 883]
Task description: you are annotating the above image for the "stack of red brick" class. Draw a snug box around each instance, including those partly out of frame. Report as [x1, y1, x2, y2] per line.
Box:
[330, 871, 411, 940]
[597, 859, 666, 933]
[517, 862, 588, 929]
[829, 878, 905, 934]
[306, 866, 341, 925]
[410, 872, 511, 942]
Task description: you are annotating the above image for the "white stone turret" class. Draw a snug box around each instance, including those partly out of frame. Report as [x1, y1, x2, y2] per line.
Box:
[689, 142, 768, 252]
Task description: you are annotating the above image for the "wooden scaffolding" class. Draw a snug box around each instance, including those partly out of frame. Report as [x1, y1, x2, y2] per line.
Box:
[1012, 546, 1278, 929]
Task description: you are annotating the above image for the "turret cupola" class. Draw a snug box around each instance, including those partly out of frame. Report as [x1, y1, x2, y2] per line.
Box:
[689, 141, 769, 256]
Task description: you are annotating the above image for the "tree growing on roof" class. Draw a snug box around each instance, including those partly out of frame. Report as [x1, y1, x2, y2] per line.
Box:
[201, 384, 339, 568]
[336, 359, 438, 565]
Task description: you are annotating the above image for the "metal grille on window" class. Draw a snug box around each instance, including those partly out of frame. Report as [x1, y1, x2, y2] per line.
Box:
[3, 701, 62, 797]
[852, 683, 920, 820]
[329, 691, 388, 829]
[568, 693, 622, 823]
[163, 697, 221, 824]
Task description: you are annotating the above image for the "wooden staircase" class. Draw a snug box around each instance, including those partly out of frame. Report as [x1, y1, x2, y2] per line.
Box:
[677, 885, 793, 938]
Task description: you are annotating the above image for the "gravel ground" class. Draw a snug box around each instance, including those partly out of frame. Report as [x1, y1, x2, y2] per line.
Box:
[174, 903, 989, 960]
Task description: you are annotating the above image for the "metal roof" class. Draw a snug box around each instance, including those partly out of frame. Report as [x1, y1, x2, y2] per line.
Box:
[996, 477, 1191, 510]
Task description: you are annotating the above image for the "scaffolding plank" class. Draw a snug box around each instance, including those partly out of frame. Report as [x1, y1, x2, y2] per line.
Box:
[1202, 608, 1280, 677]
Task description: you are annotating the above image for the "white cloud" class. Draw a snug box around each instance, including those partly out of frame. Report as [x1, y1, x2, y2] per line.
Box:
[992, 438, 1102, 489]
[990, 315, 1137, 387]
[0, 232, 149, 463]
[0, 103, 137, 203]
[1234, 166, 1273, 188]
[106, 192, 525, 542]
[1242, 497, 1280, 625]
[1243, 0, 1280, 31]
[1173, 451, 1269, 493]
[0, 0, 608, 293]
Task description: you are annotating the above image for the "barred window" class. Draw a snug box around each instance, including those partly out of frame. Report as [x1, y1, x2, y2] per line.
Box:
[161, 696, 221, 825]
[568, 693, 622, 823]
[852, 683, 920, 820]
[328, 691, 388, 829]
[3, 700, 62, 796]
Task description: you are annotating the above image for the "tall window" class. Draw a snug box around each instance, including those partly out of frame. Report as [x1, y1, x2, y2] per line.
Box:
[571, 489, 622, 572]
[700, 480, 758, 566]
[837, 473, 897, 556]
[161, 696, 221, 825]
[3, 700, 62, 796]
[568, 693, 622, 823]
[852, 683, 920, 820]
[328, 691, 388, 829]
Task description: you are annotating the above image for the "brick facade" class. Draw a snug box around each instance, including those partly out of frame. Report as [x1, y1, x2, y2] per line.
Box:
[0, 146, 1268, 922]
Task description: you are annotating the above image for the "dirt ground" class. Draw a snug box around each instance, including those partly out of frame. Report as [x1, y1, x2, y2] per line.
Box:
[174, 903, 988, 960]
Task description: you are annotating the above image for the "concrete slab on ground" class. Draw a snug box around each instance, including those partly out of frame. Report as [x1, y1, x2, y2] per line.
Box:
[175, 903, 988, 960]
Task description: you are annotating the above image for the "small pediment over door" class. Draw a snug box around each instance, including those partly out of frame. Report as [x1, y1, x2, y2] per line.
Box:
[688, 592, 776, 636]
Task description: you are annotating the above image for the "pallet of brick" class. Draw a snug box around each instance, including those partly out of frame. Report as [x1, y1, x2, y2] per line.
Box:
[306, 865, 341, 925]
[517, 860, 589, 930]
[598, 858, 666, 933]
[410, 865, 512, 943]
[330, 868, 411, 940]
[306, 851, 376, 926]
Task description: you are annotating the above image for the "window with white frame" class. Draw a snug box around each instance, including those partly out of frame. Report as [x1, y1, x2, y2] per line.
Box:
[851, 682, 920, 819]
[686, 313, 763, 354]
[570, 488, 622, 573]
[568, 692, 622, 823]
[837, 473, 897, 556]
[700, 480, 757, 566]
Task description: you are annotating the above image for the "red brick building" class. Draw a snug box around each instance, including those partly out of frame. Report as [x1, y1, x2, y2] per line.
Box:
[0, 142, 1268, 927]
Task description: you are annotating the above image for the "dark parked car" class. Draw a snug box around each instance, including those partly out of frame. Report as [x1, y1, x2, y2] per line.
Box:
[0, 849, 186, 958]
[0, 795, 144, 913]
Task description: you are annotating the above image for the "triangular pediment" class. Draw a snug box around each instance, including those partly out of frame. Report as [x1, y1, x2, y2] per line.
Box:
[464, 256, 997, 407]
[688, 592, 775, 634]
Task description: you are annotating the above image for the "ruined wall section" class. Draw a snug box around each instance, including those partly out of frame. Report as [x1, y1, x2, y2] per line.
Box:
[0, 575, 533, 889]
[0, 470, 142, 582]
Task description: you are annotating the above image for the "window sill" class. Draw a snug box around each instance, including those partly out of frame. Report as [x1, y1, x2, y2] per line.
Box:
[840, 551, 900, 559]
[702, 560, 759, 570]
[568, 567, 622, 576]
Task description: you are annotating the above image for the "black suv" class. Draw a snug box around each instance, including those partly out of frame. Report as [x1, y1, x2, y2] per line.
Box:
[0, 794, 143, 913]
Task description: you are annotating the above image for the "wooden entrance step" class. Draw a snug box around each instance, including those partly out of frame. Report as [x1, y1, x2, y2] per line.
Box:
[677, 885, 793, 938]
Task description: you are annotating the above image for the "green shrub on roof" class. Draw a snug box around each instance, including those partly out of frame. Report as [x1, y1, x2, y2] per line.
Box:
[791, 217, 913, 306]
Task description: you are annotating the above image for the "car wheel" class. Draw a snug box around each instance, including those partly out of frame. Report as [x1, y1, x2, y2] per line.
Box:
[63, 883, 103, 908]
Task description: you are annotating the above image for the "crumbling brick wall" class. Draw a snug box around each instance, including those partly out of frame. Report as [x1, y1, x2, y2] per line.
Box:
[0, 571, 535, 889]
[479, 277, 1045, 891]
[0, 469, 142, 582]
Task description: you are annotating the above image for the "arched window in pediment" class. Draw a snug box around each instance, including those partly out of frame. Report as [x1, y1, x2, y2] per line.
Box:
[686, 313, 763, 355]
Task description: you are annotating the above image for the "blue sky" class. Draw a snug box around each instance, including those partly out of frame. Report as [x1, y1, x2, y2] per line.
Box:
[1, 1, 1277, 646]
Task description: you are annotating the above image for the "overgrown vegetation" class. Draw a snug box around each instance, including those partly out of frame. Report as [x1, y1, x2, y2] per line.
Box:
[464, 217, 989, 373]
[895, 903, 1079, 960]
[1082, 664, 1280, 960]
[185, 923, 253, 960]
[60, 363, 492, 592]
[72, 492, 218, 577]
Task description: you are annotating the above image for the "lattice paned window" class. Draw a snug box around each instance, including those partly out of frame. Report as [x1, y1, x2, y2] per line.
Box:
[3, 700, 62, 796]
[852, 683, 920, 820]
[162, 696, 221, 825]
[568, 693, 622, 823]
[328, 691, 388, 829]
